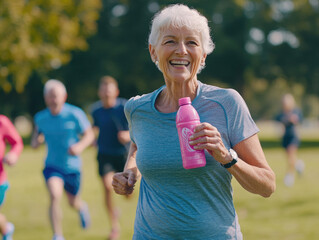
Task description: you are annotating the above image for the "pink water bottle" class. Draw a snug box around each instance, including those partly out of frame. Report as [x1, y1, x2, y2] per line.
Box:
[176, 97, 206, 169]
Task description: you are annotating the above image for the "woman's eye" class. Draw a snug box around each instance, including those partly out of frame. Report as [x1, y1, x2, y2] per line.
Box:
[164, 40, 175, 44]
[188, 41, 198, 45]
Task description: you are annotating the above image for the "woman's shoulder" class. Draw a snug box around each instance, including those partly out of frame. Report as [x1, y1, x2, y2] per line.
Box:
[200, 82, 242, 104]
[125, 88, 161, 112]
[127, 93, 151, 106]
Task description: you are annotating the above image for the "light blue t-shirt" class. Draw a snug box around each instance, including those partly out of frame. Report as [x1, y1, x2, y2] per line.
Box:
[34, 103, 91, 174]
[125, 81, 259, 240]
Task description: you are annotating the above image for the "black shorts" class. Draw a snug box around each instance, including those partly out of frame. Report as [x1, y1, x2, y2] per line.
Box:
[97, 153, 126, 177]
[282, 135, 300, 149]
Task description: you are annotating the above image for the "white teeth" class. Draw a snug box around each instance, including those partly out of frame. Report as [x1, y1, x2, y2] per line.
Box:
[170, 60, 189, 65]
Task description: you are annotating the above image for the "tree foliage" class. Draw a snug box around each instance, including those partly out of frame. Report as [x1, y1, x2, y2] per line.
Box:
[0, 0, 101, 93]
[1, 0, 319, 120]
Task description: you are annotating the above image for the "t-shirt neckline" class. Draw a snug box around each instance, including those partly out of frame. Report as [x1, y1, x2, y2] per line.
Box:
[151, 81, 202, 117]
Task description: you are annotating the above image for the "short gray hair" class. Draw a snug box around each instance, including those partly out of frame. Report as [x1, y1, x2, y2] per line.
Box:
[148, 4, 215, 55]
[43, 79, 67, 96]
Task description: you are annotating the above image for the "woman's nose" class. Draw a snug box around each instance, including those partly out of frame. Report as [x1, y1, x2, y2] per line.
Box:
[176, 42, 187, 55]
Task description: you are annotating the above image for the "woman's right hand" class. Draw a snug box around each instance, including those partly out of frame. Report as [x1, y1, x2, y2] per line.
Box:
[112, 169, 137, 195]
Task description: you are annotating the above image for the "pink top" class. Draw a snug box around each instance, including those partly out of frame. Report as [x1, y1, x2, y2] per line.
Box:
[0, 115, 23, 184]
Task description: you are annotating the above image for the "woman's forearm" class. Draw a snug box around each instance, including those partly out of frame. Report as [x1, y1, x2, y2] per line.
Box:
[124, 142, 141, 179]
[228, 158, 276, 197]
[230, 134, 276, 197]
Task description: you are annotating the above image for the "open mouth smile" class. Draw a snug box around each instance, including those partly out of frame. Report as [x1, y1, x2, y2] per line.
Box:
[169, 60, 190, 67]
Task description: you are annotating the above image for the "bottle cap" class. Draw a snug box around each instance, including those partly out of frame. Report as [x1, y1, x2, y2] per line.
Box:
[179, 97, 191, 106]
[176, 97, 199, 123]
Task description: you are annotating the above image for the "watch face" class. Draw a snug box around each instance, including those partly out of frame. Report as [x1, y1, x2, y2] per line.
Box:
[229, 149, 238, 159]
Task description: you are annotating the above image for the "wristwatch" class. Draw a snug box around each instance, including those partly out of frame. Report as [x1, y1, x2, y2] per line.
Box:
[221, 149, 238, 169]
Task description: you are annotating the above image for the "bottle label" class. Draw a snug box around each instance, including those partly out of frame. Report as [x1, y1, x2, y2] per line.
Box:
[181, 127, 195, 152]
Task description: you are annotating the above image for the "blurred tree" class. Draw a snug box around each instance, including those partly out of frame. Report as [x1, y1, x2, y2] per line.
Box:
[239, 0, 319, 119]
[50, 0, 157, 109]
[51, 0, 250, 107]
[1, 0, 319, 121]
[0, 0, 102, 93]
[241, 0, 319, 95]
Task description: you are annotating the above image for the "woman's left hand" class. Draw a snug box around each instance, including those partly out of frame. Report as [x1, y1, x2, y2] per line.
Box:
[190, 122, 276, 198]
[189, 122, 230, 164]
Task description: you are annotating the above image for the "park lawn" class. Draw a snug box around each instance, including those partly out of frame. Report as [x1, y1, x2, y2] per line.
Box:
[3, 146, 138, 240]
[234, 147, 319, 240]
[3, 145, 319, 240]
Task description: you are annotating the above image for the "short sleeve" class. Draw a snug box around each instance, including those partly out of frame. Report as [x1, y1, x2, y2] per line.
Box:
[73, 107, 91, 134]
[225, 89, 259, 147]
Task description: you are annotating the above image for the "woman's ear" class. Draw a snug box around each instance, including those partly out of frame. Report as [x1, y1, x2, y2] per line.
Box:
[149, 44, 157, 63]
[201, 53, 207, 66]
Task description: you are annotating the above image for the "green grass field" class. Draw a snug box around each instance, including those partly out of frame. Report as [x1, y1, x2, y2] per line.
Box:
[3, 142, 319, 240]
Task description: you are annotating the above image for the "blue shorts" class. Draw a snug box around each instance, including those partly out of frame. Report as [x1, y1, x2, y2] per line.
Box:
[0, 181, 9, 207]
[43, 167, 81, 196]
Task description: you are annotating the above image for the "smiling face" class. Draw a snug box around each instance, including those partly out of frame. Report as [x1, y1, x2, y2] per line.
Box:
[150, 26, 207, 84]
[44, 87, 67, 115]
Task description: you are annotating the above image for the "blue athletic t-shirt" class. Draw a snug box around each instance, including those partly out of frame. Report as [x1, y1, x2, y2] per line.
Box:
[125, 81, 259, 240]
[91, 98, 129, 155]
[34, 103, 91, 174]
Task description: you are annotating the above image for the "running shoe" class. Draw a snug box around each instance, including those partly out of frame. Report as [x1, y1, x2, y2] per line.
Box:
[295, 159, 305, 175]
[79, 202, 91, 229]
[284, 173, 295, 187]
[52, 235, 65, 240]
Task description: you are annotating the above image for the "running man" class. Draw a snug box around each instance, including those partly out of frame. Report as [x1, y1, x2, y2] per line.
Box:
[91, 76, 130, 240]
[31, 79, 95, 240]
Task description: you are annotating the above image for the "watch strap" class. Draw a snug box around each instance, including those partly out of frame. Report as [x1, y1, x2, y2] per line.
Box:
[221, 158, 238, 169]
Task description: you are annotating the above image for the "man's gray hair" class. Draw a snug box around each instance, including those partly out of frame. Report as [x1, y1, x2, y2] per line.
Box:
[43, 79, 67, 96]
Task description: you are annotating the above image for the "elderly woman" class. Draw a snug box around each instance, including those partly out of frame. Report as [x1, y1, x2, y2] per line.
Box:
[112, 4, 276, 239]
